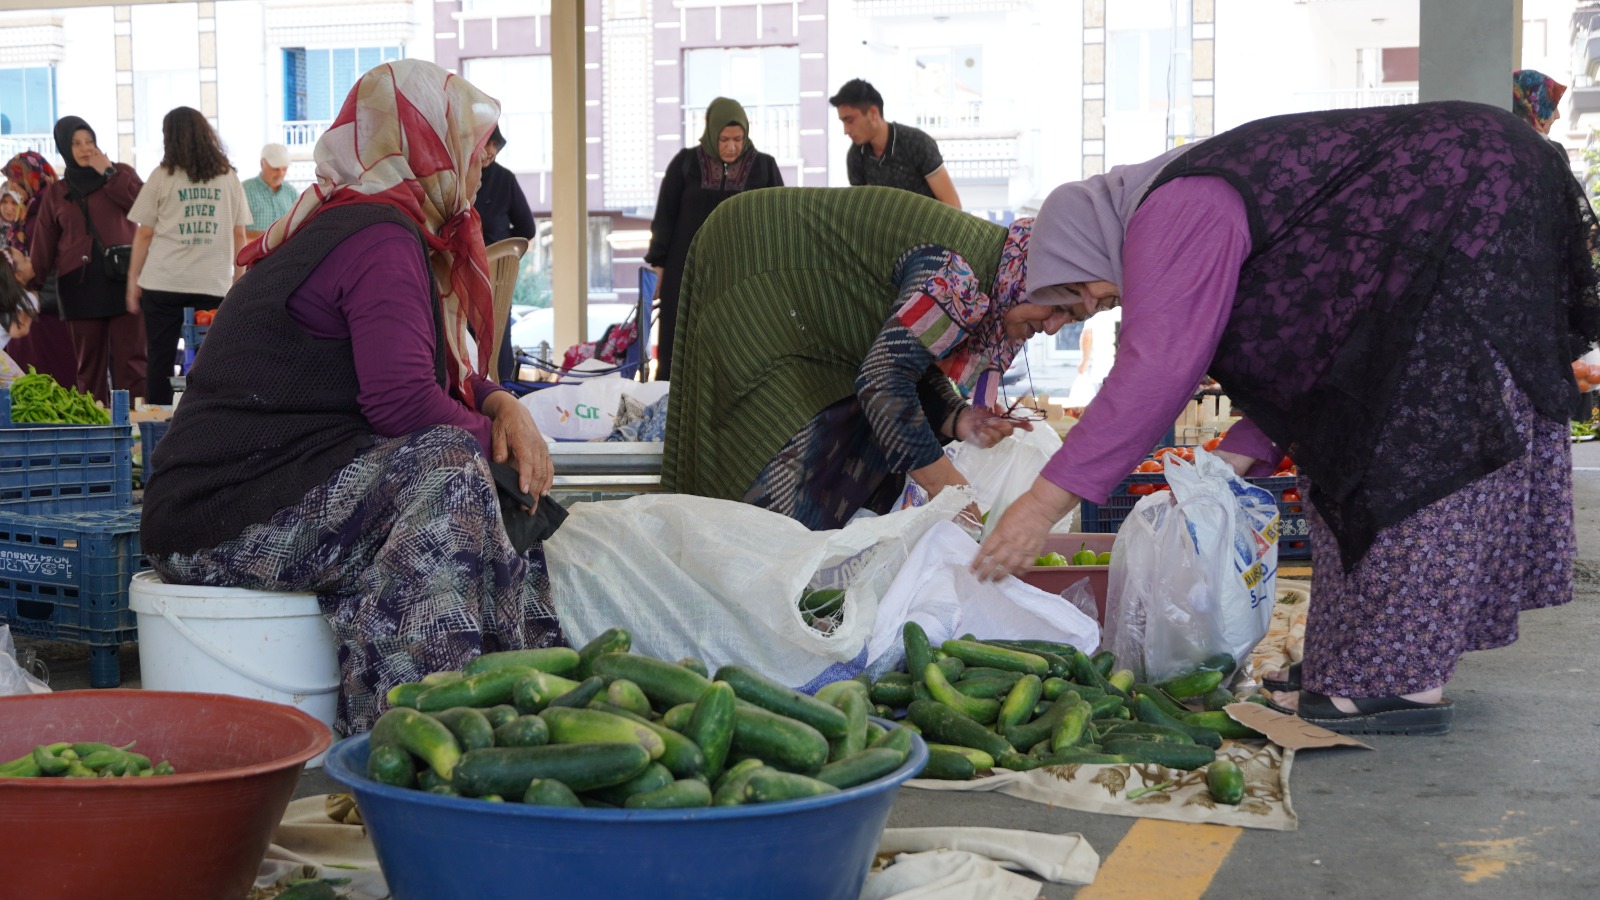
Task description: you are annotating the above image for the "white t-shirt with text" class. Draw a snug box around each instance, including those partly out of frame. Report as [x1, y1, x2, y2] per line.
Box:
[127, 166, 252, 298]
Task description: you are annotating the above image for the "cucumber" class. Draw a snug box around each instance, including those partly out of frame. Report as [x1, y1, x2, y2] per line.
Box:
[676, 657, 709, 678]
[1070, 651, 1129, 700]
[1133, 683, 1192, 720]
[1101, 739, 1216, 770]
[627, 778, 714, 809]
[591, 703, 707, 778]
[953, 676, 1024, 700]
[924, 743, 995, 771]
[511, 671, 584, 713]
[538, 707, 666, 759]
[1182, 711, 1266, 741]
[1041, 677, 1073, 701]
[589, 761, 675, 806]
[1206, 759, 1244, 804]
[429, 707, 496, 752]
[1200, 687, 1237, 713]
[1095, 721, 1194, 744]
[1003, 694, 1077, 751]
[574, 628, 632, 678]
[1050, 699, 1093, 752]
[983, 638, 1081, 658]
[933, 656, 966, 683]
[421, 670, 465, 686]
[870, 725, 915, 761]
[712, 762, 769, 805]
[743, 769, 840, 803]
[453, 743, 652, 796]
[996, 752, 1045, 772]
[712, 757, 765, 795]
[523, 778, 583, 807]
[463, 647, 581, 678]
[492, 715, 550, 748]
[484, 704, 520, 729]
[923, 662, 1001, 724]
[592, 654, 712, 710]
[1089, 694, 1127, 719]
[730, 702, 831, 774]
[715, 665, 849, 739]
[1157, 668, 1226, 700]
[371, 707, 463, 780]
[1107, 669, 1137, 694]
[814, 747, 906, 788]
[605, 679, 653, 718]
[870, 676, 915, 709]
[385, 682, 428, 709]
[906, 700, 1011, 760]
[661, 703, 695, 732]
[919, 747, 977, 780]
[912, 683, 933, 704]
[428, 784, 460, 797]
[799, 587, 846, 618]
[417, 767, 449, 792]
[816, 682, 869, 762]
[979, 643, 1072, 679]
[417, 668, 538, 712]
[1134, 696, 1223, 749]
[866, 720, 889, 741]
[1090, 650, 1117, 678]
[366, 743, 418, 788]
[903, 621, 934, 683]
[682, 680, 736, 780]
[547, 675, 607, 709]
[1197, 651, 1239, 678]
[998, 675, 1044, 732]
[940, 640, 1048, 677]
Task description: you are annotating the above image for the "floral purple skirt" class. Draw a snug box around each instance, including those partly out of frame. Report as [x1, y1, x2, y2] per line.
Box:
[149, 426, 565, 735]
[1300, 356, 1573, 698]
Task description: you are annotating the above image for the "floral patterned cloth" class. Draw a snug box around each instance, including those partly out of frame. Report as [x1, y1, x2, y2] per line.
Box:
[1512, 69, 1566, 130]
[0, 151, 56, 258]
[149, 426, 564, 735]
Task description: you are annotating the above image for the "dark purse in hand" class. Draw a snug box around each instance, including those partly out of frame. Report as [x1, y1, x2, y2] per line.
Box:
[74, 194, 133, 283]
[488, 460, 567, 555]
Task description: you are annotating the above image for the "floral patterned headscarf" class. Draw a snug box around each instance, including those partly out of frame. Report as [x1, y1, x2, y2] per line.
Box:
[237, 59, 501, 406]
[1, 151, 57, 255]
[911, 218, 1033, 409]
[1512, 69, 1566, 133]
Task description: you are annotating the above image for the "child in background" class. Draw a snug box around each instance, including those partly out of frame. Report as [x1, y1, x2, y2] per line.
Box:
[1, 273, 38, 388]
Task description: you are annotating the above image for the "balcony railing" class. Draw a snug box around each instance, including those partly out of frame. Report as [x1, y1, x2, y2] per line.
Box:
[913, 101, 986, 131]
[1293, 88, 1418, 111]
[280, 120, 333, 149]
[0, 135, 61, 171]
[684, 103, 800, 161]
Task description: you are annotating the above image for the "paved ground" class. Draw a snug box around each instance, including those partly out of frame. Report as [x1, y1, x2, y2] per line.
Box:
[20, 442, 1600, 898]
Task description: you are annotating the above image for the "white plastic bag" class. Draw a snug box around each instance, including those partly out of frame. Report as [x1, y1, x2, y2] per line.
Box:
[898, 427, 1076, 533]
[518, 375, 669, 441]
[1, 625, 51, 695]
[544, 488, 974, 692]
[1101, 449, 1279, 681]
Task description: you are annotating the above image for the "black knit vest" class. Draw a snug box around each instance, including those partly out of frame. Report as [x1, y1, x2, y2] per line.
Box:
[141, 204, 445, 556]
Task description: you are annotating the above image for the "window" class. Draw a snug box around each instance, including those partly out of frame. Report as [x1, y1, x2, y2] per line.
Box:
[464, 56, 553, 173]
[283, 46, 403, 123]
[0, 67, 55, 135]
[911, 47, 983, 129]
[531, 216, 615, 298]
[1380, 47, 1419, 84]
[682, 46, 800, 160]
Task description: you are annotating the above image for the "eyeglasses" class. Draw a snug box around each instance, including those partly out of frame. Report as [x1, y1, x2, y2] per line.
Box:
[997, 396, 1048, 423]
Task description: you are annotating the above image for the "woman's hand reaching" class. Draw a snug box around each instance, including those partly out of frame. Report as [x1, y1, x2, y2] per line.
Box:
[955, 404, 1030, 449]
[971, 478, 1080, 582]
[483, 390, 553, 503]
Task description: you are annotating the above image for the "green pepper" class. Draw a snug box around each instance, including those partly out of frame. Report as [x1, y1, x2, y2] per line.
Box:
[1069, 543, 1099, 566]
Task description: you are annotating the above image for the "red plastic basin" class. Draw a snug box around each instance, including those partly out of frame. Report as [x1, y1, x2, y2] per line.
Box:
[0, 690, 331, 900]
[1018, 532, 1116, 624]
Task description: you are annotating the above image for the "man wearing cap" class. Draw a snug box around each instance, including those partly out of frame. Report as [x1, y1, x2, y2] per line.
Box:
[241, 143, 299, 240]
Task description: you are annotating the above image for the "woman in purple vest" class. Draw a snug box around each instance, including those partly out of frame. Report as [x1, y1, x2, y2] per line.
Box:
[141, 60, 563, 735]
[974, 102, 1600, 736]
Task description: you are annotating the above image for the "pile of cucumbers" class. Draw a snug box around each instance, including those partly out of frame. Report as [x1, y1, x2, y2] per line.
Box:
[367, 628, 918, 809]
[867, 624, 1260, 805]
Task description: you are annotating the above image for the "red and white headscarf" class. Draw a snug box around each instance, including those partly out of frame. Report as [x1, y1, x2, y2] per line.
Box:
[238, 59, 501, 406]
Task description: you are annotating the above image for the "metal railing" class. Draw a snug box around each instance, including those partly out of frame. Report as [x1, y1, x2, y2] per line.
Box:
[0, 135, 61, 171]
[913, 101, 986, 131]
[1293, 88, 1418, 111]
[683, 103, 800, 161]
[280, 120, 333, 149]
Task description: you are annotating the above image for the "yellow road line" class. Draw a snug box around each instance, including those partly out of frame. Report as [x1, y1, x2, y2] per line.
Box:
[1076, 820, 1242, 900]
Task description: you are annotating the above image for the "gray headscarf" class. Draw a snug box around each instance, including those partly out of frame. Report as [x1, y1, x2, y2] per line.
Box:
[1027, 145, 1191, 299]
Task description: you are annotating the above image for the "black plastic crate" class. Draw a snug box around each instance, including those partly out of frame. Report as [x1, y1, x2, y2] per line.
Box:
[1079, 472, 1310, 560]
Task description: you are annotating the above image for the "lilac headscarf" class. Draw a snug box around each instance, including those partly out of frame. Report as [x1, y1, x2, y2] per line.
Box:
[1027, 146, 1189, 299]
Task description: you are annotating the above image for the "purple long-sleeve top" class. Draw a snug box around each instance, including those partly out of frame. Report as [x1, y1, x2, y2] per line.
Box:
[284, 220, 504, 452]
[1040, 175, 1282, 502]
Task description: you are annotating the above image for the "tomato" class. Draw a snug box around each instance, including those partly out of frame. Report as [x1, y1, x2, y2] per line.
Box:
[1155, 484, 1171, 491]
[1278, 456, 1294, 471]
[1176, 448, 1195, 462]
[1136, 460, 1163, 473]
[1153, 447, 1183, 461]
[1281, 488, 1301, 502]
[1128, 483, 1159, 495]
[193, 309, 215, 326]
[1202, 437, 1223, 452]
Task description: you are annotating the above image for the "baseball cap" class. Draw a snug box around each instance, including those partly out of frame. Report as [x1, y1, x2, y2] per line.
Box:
[261, 143, 290, 168]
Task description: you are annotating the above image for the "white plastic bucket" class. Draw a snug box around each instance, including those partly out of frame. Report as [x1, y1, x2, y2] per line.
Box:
[128, 571, 340, 767]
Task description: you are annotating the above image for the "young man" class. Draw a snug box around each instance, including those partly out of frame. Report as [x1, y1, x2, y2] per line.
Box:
[471, 127, 536, 381]
[829, 78, 961, 209]
[241, 143, 298, 240]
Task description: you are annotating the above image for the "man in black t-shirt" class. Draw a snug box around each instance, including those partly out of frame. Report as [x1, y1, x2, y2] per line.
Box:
[471, 127, 536, 381]
[829, 78, 962, 209]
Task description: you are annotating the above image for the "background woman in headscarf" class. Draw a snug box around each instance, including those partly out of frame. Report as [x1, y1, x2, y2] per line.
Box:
[1512, 69, 1566, 135]
[141, 59, 562, 735]
[663, 186, 1070, 530]
[0, 151, 76, 387]
[26, 117, 147, 403]
[644, 97, 783, 380]
[973, 102, 1599, 737]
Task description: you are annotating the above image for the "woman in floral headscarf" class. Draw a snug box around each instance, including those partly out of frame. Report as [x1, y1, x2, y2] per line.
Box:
[1512, 69, 1566, 135]
[663, 186, 1069, 530]
[141, 60, 564, 735]
[0, 151, 77, 386]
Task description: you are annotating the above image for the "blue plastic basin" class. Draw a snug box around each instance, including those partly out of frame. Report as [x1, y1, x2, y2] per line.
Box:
[325, 718, 928, 900]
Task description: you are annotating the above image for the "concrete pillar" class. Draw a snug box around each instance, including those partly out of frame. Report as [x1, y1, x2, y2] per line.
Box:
[551, 0, 587, 351]
[1419, 0, 1522, 107]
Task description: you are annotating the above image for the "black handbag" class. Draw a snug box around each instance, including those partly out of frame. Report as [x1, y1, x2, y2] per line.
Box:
[74, 194, 132, 283]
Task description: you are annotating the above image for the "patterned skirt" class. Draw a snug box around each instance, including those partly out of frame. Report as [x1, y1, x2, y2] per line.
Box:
[149, 426, 565, 735]
[1300, 355, 1572, 698]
